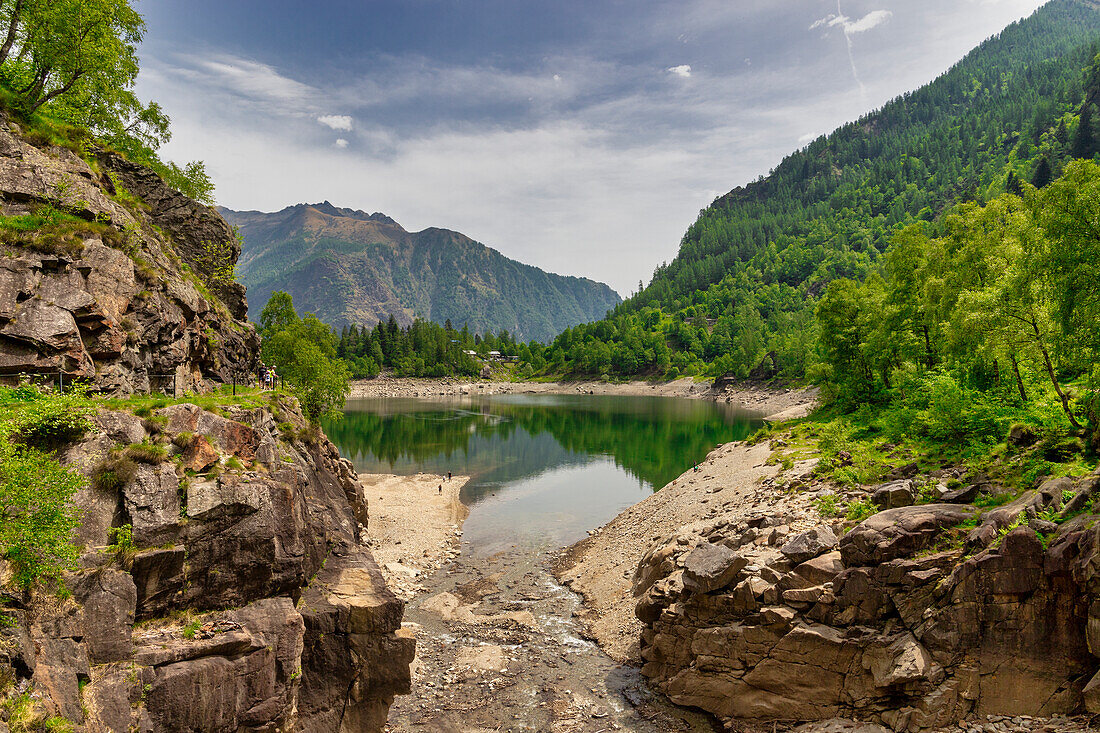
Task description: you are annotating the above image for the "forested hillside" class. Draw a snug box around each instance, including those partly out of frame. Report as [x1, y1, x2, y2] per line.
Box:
[225, 202, 621, 343]
[523, 0, 1100, 380]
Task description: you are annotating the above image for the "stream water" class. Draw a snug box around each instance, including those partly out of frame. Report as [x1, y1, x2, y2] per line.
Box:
[325, 394, 762, 731]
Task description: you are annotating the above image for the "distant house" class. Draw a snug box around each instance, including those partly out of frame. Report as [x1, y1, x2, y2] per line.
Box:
[488, 350, 502, 360]
[463, 350, 477, 356]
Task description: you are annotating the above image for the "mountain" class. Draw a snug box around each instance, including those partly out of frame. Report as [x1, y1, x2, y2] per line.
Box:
[527, 0, 1100, 378]
[221, 202, 621, 342]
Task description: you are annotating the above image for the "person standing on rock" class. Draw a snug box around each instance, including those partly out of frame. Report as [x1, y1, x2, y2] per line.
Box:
[438, 485, 443, 494]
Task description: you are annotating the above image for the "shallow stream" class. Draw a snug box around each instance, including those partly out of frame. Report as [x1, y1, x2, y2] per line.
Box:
[326, 394, 762, 731]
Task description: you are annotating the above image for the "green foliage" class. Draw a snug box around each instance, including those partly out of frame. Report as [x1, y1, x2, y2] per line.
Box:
[337, 315, 487, 379]
[182, 619, 201, 640]
[105, 524, 134, 555]
[813, 494, 842, 518]
[259, 292, 350, 422]
[1, 384, 93, 452]
[845, 497, 878, 523]
[0, 386, 86, 588]
[516, 5, 1100, 381]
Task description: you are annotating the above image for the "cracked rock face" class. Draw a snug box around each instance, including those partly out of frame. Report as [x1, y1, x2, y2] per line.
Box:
[0, 115, 258, 394]
[3, 399, 412, 732]
[634, 473, 1100, 731]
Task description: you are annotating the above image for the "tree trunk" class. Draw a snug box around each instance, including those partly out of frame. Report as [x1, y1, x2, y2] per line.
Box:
[0, 0, 23, 67]
[922, 324, 935, 369]
[1030, 320, 1081, 429]
[27, 71, 82, 114]
[1010, 354, 1027, 402]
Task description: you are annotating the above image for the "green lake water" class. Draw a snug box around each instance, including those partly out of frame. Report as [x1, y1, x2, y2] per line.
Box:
[325, 394, 762, 553]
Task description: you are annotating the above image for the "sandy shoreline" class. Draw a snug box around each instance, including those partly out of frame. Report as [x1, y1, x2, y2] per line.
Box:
[348, 375, 817, 420]
[361, 472, 470, 600]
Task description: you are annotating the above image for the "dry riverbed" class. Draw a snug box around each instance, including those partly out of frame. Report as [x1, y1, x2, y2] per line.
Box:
[367, 471, 721, 732]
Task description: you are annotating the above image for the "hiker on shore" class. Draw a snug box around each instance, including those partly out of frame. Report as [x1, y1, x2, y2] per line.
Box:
[438, 485, 443, 494]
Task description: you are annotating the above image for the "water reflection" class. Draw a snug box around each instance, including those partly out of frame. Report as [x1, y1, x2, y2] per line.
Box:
[324, 394, 762, 550]
[327, 394, 760, 489]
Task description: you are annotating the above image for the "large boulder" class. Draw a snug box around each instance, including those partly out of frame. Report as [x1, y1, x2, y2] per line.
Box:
[681, 543, 748, 594]
[840, 504, 973, 566]
[870, 479, 915, 510]
[781, 526, 839, 564]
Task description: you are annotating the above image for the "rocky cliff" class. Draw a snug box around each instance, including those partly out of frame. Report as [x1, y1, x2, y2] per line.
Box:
[2, 397, 413, 731]
[0, 116, 413, 730]
[0, 113, 256, 394]
[632, 460, 1100, 731]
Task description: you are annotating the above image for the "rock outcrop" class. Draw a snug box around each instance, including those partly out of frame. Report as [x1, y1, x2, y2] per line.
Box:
[634, 472, 1100, 731]
[0, 114, 258, 394]
[2, 397, 413, 731]
[0, 115, 412, 731]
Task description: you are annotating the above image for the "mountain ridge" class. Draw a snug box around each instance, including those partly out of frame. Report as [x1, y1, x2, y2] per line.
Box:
[222, 202, 621, 342]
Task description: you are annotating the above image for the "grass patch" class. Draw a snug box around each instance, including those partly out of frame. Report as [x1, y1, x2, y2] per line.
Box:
[124, 441, 168, 464]
[90, 455, 138, 493]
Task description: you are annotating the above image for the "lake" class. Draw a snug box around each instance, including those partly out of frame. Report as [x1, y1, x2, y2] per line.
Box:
[325, 393, 763, 554]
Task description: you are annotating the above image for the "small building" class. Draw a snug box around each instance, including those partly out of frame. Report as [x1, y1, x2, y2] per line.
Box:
[488, 350, 502, 360]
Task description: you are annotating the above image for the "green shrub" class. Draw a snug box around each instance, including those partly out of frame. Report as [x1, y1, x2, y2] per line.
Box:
[182, 619, 201, 640]
[3, 385, 93, 452]
[845, 497, 877, 522]
[0, 441, 83, 588]
[813, 494, 842, 518]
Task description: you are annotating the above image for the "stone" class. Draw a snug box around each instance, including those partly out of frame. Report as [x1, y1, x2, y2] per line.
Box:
[871, 479, 916, 509]
[864, 633, 937, 687]
[123, 464, 181, 545]
[793, 551, 845, 586]
[840, 504, 974, 566]
[181, 434, 219, 472]
[681, 543, 748, 594]
[781, 525, 839, 564]
[72, 569, 137, 664]
[942, 483, 980, 504]
[1083, 670, 1100, 713]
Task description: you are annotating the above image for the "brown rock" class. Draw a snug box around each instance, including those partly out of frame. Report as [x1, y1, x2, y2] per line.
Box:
[181, 434, 219, 472]
[840, 504, 974, 566]
[681, 543, 748, 594]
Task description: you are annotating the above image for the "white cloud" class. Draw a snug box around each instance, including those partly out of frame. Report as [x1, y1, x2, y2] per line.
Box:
[845, 10, 892, 33]
[668, 64, 692, 78]
[811, 10, 892, 35]
[335, 138, 349, 148]
[190, 56, 316, 104]
[318, 114, 354, 131]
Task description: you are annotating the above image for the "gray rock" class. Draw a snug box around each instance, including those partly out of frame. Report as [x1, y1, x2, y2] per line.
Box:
[681, 543, 748, 594]
[781, 525, 839, 564]
[870, 479, 915, 509]
[840, 504, 974, 566]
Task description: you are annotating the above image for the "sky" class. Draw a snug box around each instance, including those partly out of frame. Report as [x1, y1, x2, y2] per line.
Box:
[135, 0, 1049, 296]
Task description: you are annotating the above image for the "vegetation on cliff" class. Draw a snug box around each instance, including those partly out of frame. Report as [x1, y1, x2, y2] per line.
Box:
[0, 385, 89, 589]
[0, 0, 213, 202]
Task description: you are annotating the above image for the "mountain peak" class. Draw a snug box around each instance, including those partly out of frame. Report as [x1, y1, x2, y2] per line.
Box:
[307, 201, 399, 227]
